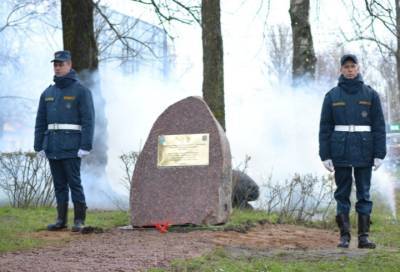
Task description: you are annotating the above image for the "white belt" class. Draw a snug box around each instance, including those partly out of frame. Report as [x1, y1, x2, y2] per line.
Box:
[48, 124, 82, 130]
[334, 125, 371, 132]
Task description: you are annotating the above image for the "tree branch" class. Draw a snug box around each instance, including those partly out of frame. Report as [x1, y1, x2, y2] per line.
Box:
[93, 1, 159, 58]
[130, 0, 200, 26]
[364, 0, 397, 37]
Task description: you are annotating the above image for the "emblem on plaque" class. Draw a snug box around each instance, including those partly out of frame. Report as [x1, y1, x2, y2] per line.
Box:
[159, 135, 166, 145]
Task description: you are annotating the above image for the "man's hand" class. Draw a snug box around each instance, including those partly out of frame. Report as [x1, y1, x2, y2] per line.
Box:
[373, 158, 383, 171]
[37, 150, 46, 159]
[77, 149, 90, 158]
[322, 159, 334, 172]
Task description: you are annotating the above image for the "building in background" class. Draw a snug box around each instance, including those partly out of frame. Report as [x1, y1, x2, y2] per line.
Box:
[96, 7, 173, 79]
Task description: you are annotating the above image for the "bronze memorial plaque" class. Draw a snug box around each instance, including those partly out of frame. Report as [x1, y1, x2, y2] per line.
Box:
[157, 133, 209, 167]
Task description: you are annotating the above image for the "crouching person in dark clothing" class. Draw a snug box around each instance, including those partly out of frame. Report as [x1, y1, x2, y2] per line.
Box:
[319, 54, 386, 249]
[34, 50, 95, 232]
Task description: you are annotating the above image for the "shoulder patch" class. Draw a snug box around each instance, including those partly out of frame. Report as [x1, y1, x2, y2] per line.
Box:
[359, 100, 371, 106]
[332, 101, 346, 107]
[63, 96, 76, 101]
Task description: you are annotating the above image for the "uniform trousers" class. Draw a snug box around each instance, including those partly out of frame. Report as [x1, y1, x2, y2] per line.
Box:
[334, 166, 372, 215]
[48, 158, 85, 205]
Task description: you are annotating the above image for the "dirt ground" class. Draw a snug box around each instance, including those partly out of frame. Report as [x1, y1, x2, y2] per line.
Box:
[0, 223, 360, 272]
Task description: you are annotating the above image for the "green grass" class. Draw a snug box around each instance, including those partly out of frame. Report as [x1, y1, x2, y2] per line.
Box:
[1, 190, 399, 272]
[85, 209, 129, 229]
[157, 249, 400, 272]
[151, 190, 400, 272]
[227, 209, 278, 226]
[0, 206, 129, 252]
[0, 206, 277, 253]
[372, 188, 400, 248]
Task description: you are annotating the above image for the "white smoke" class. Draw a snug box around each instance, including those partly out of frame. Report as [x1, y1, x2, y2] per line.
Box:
[99, 64, 201, 209]
[373, 168, 398, 219]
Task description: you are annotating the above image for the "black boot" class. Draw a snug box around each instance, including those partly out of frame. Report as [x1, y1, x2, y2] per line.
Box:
[358, 214, 376, 249]
[72, 202, 87, 232]
[47, 202, 68, 231]
[336, 214, 351, 248]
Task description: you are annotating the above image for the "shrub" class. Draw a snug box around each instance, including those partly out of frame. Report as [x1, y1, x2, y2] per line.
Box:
[0, 151, 54, 207]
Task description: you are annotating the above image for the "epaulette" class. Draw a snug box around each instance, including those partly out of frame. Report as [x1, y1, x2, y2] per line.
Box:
[325, 87, 337, 96]
[365, 84, 374, 90]
[363, 84, 376, 95]
[42, 84, 53, 94]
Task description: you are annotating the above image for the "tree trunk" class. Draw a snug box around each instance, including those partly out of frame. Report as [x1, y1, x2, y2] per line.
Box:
[61, 0, 108, 169]
[395, 0, 400, 124]
[289, 0, 317, 85]
[61, 0, 98, 72]
[201, 0, 225, 130]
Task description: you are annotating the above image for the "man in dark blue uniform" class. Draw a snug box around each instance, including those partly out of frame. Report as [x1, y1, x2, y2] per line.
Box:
[319, 54, 386, 249]
[34, 50, 95, 232]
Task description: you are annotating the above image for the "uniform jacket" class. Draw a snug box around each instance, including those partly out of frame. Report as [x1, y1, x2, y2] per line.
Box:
[34, 69, 95, 160]
[319, 74, 386, 167]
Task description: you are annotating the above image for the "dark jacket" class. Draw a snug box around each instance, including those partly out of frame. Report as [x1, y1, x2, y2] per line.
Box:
[319, 74, 386, 167]
[34, 69, 95, 160]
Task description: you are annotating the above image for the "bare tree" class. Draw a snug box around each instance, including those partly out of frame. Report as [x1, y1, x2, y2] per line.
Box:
[93, 2, 173, 79]
[314, 44, 345, 86]
[92, 0, 200, 65]
[121, 0, 227, 129]
[201, 0, 225, 130]
[62, 0, 98, 72]
[289, 0, 317, 85]
[94, 3, 159, 62]
[129, 0, 200, 28]
[0, 0, 56, 67]
[343, 0, 400, 123]
[378, 50, 397, 121]
[61, 0, 107, 171]
[0, 0, 52, 33]
[266, 25, 292, 84]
